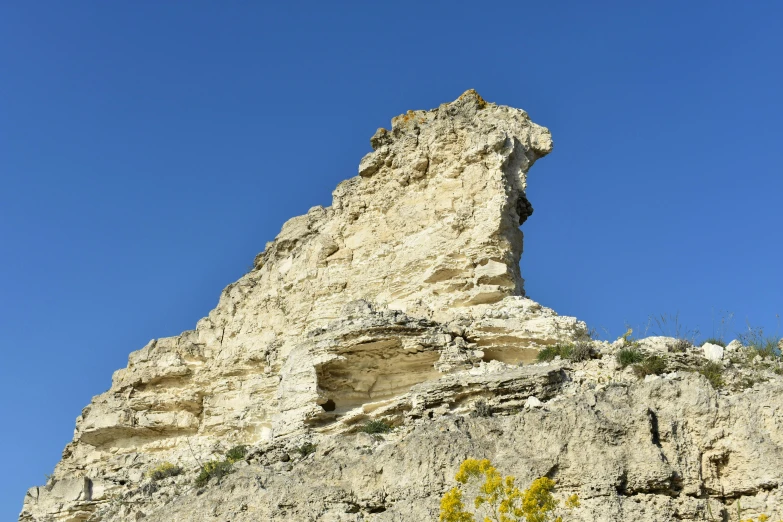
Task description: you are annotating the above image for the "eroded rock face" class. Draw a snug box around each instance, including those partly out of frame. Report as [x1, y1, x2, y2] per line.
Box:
[21, 91, 584, 521]
[22, 92, 782, 522]
[82, 372, 783, 522]
[25, 346, 783, 522]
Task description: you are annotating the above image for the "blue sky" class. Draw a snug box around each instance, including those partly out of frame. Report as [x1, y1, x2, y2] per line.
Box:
[1, 1, 782, 517]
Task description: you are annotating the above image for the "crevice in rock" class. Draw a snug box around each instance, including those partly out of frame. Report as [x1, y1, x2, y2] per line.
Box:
[648, 408, 661, 447]
[480, 347, 538, 365]
[616, 472, 628, 495]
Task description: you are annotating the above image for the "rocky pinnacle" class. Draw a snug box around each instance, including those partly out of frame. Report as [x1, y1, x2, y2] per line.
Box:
[21, 92, 783, 522]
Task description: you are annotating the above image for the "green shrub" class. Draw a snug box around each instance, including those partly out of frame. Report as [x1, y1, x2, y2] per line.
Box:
[738, 323, 781, 359]
[225, 445, 248, 463]
[193, 445, 249, 487]
[632, 356, 666, 378]
[738, 375, 761, 389]
[536, 344, 573, 362]
[751, 337, 781, 359]
[699, 361, 724, 389]
[470, 399, 493, 418]
[558, 344, 573, 360]
[703, 337, 726, 348]
[194, 460, 234, 487]
[146, 462, 182, 481]
[536, 345, 560, 362]
[295, 442, 317, 457]
[616, 348, 644, 368]
[360, 419, 393, 434]
[620, 327, 637, 346]
[569, 341, 593, 362]
[670, 339, 691, 353]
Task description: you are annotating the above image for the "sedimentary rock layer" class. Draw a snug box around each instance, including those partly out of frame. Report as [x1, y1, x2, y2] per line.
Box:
[21, 91, 586, 521]
[23, 91, 781, 522]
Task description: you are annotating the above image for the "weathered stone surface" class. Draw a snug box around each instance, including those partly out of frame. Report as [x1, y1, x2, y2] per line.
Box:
[20, 92, 783, 521]
[726, 339, 743, 353]
[702, 342, 725, 361]
[29, 366, 783, 522]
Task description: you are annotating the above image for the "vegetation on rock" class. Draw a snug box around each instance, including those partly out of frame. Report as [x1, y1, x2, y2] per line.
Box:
[294, 442, 317, 457]
[146, 462, 182, 481]
[616, 347, 644, 368]
[632, 355, 666, 378]
[738, 319, 781, 359]
[699, 361, 725, 389]
[536, 344, 572, 362]
[536, 341, 594, 363]
[568, 340, 593, 362]
[224, 445, 248, 462]
[359, 419, 393, 434]
[439, 458, 578, 522]
[194, 461, 233, 487]
[194, 445, 248, 487]
[470, 399, 493, 418]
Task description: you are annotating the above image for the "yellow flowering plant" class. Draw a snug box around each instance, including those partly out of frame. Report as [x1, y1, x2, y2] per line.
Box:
[439, 458, 579, 522]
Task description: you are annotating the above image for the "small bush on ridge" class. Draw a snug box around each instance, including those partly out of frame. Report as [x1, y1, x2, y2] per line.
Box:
[620, 327, 637, 346]
[194, 445, 249, 487]
[670, 339, 691, 353]
[751, 337, 782, 359]
[738, 322, 782, 359]
[147, 462, 182, 481]
[699, 361, 724, 389]
[295, 442, 317, 457]
[225, 445, 248, 463]
[632, 356, 666, 378]
[617, 348, 644, 368]
[648, 312, 699, 346]
[470, 399, 493, 418]
[569, 341, 594, 362]
[194, 460, 234, 487]
[537, 344, 573, 362]
[360, 419, 393, 434]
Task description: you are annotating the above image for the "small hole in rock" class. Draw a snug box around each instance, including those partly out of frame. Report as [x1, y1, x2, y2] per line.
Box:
[321, 399, 336, 412]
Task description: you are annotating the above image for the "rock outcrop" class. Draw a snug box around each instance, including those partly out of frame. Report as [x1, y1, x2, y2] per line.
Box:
[21, 91, 783, 522]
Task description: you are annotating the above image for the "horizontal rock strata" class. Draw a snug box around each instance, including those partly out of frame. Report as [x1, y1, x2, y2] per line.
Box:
[21, 91, 782, 521]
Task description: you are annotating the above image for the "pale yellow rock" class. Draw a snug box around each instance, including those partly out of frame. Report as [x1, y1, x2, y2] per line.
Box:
[21, 91, 783, 522]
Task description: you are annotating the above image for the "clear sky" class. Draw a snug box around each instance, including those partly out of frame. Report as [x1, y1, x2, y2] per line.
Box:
[2, 1, 782, 517]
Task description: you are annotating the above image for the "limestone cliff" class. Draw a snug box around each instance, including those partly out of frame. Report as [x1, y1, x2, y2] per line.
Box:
[20, 91, 783, 522]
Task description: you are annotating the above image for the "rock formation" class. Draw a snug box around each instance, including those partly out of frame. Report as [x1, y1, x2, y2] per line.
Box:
[20, 91, 783, 522]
